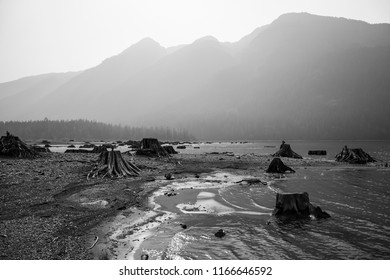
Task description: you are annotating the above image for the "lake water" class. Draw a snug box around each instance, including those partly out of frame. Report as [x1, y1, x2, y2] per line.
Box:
[133, 141, 390, 260]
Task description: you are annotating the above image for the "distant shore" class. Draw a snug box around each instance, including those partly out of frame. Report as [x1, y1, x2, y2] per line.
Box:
[0, 149, 382, 260]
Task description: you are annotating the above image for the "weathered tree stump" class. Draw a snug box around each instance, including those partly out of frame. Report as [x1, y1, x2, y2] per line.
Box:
[88, 151, 141, 179]
[272, 144, 302, 159]
[273, 192, 330, 219]
[136, 138, 170, 157]
[266, 158, 295, 173]
[91, 145, 107, 153]
[0, 133, 39, 158]
[163, 145, 178, 154]
[335, 146, 375, 164]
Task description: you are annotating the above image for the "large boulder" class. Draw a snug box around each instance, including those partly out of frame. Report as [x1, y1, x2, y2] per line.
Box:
[266, 158, 295, 173]
[273, 192, 330, 219]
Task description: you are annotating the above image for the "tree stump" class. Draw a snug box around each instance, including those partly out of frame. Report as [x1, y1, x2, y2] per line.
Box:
[272, 144, 302, 159]
[335, 147, 375, 164]
[88, 151, 141, 179]
[266, 158, 295, 173]
[273, 192, 330, 219]
[136, 138, 170, 157]
[163, 145, 178, 154]
[0, 133, 39, 158]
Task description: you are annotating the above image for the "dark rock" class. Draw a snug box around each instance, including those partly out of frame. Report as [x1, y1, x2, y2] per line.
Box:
[176, 145, 186, 149]
[273, 192, 330, 220]
[140, 254, 149, 260]
[164, 173, 174, 180]
[44, 144, 51, 148]
[308, 150, 327, 155]
[67, 144, 75, 148]
[214, 229, 226, 238]
[266, 158, 295, 173]
[180, 224, 187, 229]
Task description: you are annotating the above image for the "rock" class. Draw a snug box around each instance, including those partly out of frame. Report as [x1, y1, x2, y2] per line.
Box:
[180, 224, 187, 229]
[140, 254, 149, 260]
[67, 144, 75, 148]
[214, 229, 226, 238]
[266, 158, 295, 173]
[164, 173, 174, 180]
[273, 192, 330, 219]
[176, 145, 186, 149]
[308, 150, 327, 155]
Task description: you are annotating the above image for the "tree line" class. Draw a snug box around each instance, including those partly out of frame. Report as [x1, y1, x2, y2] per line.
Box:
[0, 119, 194, 141]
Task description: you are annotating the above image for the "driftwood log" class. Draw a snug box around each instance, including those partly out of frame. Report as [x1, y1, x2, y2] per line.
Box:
[136, 138, 170, 157]
[272, 144, 302, 159]
[266, 158, 295, 173]
[335, 147, 375, 164]
[0, 133, 39, 158]
[88, 151, 140, 179]
[273, 192, 330, 219]
[308, 150, 327, 155]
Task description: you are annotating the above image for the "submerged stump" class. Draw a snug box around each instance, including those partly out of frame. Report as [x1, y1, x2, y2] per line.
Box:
[273, 192, 330, 220]
[88, 151, 141, 179]
[266, 158, 295, 173]
[272, 144, 302, 159]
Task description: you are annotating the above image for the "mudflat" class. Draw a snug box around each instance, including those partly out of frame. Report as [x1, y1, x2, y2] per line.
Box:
[0, 151, 353, 259]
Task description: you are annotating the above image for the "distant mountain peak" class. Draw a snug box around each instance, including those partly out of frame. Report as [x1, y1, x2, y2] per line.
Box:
[193, 35, 219, 44]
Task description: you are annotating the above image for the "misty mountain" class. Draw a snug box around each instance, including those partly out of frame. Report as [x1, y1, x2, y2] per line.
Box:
[1, 13, 390, 140]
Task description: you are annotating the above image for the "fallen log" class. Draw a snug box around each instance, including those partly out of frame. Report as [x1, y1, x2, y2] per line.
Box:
[266, 158, 295, 173]
[335, 146, 375, 164]
[273, 192, 330, 219]
[88, 151, 141, 179]
[308, 150, 327, 155]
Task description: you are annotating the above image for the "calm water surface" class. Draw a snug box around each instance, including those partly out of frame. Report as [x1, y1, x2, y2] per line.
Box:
[136, 141, 390, 260]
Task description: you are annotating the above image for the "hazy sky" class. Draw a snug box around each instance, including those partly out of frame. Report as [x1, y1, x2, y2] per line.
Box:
[1, 0, 389, 83]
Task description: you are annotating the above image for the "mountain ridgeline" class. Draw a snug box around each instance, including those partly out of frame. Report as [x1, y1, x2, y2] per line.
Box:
[1, 13, 390, 140]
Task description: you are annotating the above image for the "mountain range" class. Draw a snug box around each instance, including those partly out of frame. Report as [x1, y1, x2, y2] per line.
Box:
[1, 13, 390, 140]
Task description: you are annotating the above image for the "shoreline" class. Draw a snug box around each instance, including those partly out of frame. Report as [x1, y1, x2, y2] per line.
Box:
[0, 150, 387, 259]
